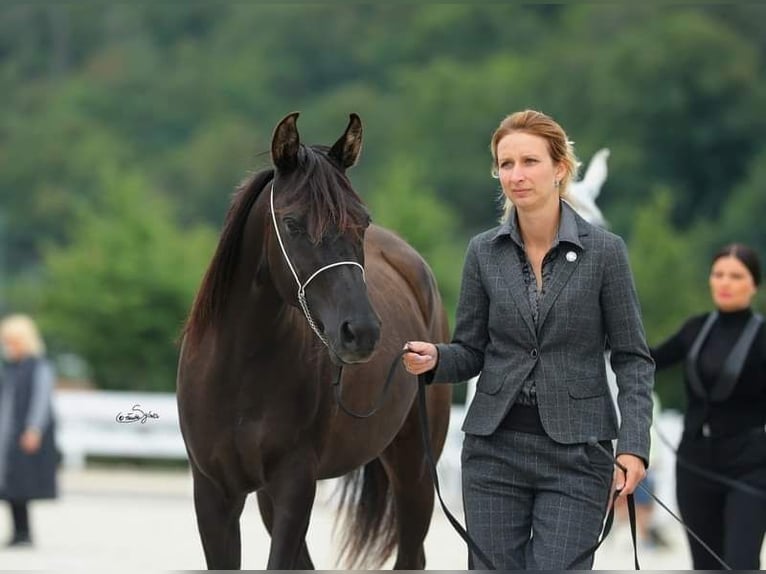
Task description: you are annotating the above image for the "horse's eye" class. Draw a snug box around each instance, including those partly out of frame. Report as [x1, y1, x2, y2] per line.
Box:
[283, 218, 303, 236]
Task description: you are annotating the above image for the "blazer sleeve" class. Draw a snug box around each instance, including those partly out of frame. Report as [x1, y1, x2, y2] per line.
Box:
[430, 237, 488, 384]
[601, 236, 655, 465]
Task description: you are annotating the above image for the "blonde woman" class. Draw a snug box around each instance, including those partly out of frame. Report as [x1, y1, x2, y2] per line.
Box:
[403, 110, 653, 569]
[0, 314, 58, 547]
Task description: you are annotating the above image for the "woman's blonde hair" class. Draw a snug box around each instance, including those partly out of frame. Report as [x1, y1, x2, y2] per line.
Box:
[0, 314, 46, 358]
[490, 110, 580, 222]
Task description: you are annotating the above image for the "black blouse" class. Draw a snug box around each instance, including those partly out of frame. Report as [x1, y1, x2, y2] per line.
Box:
[651, 308, 766, 437]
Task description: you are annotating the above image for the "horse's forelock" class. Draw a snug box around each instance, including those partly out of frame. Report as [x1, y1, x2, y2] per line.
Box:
[277, 145, 369, 242]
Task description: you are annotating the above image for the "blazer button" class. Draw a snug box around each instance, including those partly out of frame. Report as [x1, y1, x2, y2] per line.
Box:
[530, 348, 539, 359]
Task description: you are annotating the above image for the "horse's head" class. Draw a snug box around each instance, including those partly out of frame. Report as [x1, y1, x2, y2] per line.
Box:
[265, 112, 381, 365]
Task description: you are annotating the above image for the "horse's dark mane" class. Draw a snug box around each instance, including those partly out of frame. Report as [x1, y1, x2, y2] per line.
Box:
[183, 168, 274, 348]
[182, 145, 370, 349]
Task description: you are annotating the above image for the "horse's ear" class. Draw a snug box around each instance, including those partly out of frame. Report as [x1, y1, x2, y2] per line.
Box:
[271, 112, 301, 172]
[329, 113, 363, 170]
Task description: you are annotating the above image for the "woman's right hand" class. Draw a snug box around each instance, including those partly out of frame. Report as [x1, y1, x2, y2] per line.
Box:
[20, 428, 42, 454]
[402, 341, 438, 375]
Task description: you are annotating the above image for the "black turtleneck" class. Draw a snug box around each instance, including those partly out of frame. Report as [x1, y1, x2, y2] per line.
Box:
[651, 307, 766, 437]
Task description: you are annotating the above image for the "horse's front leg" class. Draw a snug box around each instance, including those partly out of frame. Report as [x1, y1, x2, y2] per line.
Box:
[382, 407, 441, 570]
[191, 464, 247, 569]
[257, 490, 315, 569]
[264, 457, 318, 569]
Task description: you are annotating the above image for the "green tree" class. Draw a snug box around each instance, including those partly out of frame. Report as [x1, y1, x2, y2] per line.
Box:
[2, 2, 766, 397]
[580, 8, 765, 233]
[366, 156, 464, 322]
[36, 167, 216, 391]
[717, 146, 766, 263]
[0, 78, 134, 271]
[628, 189, 710, 410]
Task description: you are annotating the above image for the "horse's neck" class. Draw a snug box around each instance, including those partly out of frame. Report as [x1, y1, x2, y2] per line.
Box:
[221, 278, 313, 350]
[226, 193, 320, 351]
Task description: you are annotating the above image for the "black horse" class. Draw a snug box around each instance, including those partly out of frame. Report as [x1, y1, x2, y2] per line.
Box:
[177, 112, 452, 569]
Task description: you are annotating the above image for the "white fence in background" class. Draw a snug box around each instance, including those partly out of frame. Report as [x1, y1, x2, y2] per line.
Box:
[54, 390, 187, 469]
[52, 388, 683, 519]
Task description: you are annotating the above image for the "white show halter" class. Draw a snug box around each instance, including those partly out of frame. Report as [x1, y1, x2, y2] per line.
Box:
[269, 182, 366, 347]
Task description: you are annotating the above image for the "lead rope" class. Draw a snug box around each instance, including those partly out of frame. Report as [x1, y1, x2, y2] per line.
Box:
[331, 350, 400, 419]
[363, 348, 733, 570]
[568, 439, 732, 570]
[567, 442, 640, 570]
[413, 362, 500, 570]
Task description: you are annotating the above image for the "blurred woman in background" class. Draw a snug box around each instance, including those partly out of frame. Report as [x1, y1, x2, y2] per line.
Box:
[651, 243, 766, 569]
[0, 314, 58, 547]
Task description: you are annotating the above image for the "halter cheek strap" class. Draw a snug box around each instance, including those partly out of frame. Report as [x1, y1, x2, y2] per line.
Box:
[269, 183, 366, 347]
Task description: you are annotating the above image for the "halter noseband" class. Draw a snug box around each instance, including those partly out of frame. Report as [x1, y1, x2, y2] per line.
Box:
[269, 182, 366, 347]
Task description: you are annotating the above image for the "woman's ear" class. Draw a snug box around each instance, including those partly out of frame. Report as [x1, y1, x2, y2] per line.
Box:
[555, 163, 567, 186]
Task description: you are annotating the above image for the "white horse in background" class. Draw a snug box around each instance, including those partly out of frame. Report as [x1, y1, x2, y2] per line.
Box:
[566, 148, 611, 228]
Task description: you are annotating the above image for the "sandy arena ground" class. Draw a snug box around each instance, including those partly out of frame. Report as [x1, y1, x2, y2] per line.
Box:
[3, 464, 759, 570]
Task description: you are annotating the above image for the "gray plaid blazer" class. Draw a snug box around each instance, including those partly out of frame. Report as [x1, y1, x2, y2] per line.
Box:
[431, 201, 654, 463]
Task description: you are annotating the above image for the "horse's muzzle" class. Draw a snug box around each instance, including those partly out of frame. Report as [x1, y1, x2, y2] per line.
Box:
[330, 316, 381, 365]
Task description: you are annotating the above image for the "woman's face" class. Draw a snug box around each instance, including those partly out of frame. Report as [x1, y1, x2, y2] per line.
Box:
[709, 255, 757, 312]
[496, 131, 564, 214]
[1, 332, 26, 361]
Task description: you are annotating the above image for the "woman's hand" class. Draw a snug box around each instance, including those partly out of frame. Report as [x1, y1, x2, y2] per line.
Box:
[402, 341, 438, 375]
[20, 428, 42, 454]
[612, 453, 647, 497]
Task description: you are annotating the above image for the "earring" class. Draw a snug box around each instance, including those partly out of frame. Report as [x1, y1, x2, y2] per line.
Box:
[554, 179, 560, 188]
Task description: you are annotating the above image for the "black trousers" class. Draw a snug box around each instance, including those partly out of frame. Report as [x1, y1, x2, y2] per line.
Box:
[676, 428, 766, 570]
[8, 500, 30, 539]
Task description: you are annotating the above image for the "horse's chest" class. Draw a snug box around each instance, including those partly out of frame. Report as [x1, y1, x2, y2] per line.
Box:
[230, 414, 322, 484]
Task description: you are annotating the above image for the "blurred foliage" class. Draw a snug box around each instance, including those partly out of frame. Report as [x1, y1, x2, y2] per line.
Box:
[0, 4, 764, 409]
[366, 155, 463, 327]
[628, 190, 712, 410]
[36, 167, 215, 391]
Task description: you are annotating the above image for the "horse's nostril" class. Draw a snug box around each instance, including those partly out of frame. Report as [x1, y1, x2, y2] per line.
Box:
[341, 321, 355, 345]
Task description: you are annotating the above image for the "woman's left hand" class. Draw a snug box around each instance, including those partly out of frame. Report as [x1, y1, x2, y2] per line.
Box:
[612, 453, 646, 496]
[20, 429, 42, 454]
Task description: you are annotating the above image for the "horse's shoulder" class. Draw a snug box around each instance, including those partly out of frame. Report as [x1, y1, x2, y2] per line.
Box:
[366, 224, 432, 280]
[365, 224, 441, 317]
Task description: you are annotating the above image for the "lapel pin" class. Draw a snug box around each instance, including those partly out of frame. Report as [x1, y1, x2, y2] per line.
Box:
[565, 251, 577, 262]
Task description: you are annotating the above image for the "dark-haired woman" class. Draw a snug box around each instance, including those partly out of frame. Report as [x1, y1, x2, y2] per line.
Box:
[651, 243, 766, 569]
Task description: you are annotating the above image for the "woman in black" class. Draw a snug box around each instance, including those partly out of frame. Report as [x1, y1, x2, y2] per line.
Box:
[651, 243, 766, 569]
[0, 314, 58, 547]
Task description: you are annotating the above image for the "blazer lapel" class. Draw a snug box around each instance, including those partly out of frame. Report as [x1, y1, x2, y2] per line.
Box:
[536, 246, 581, 331]
[537, 202, 589, 332]
[497, 239, 537, 338]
